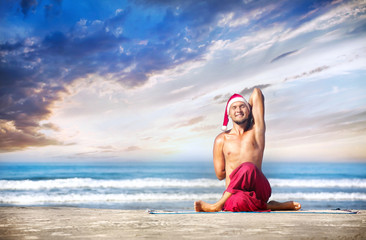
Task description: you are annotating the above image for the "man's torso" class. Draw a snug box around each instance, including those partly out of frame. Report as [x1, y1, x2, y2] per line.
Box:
[222, 128, 264, 187]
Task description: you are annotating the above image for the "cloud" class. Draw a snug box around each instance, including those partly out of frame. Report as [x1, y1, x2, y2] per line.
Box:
[135, 0, 284, 44]
[170, 85, 195, 94]
[175, 116, 205, 128]
[44, 0, 63, 18]
[270, 50, 298, 63]
[3, 0, 245, 153]
[280, 0, 366, 42]
[41, 122, 60, 131]
[213, 84, 272, 104]
[191, 124, 217, 132]
[20, 0, 38, 16]
[124, 146, 141, 152]
[72, 145, 143, 157]
[239, 84, 271, 96]
[2, 0, 365, 157]
[0, 10, 133, 151]
[348, 22, 366, 35]
[283, 65, 330, 81]
[0, 71, 67, 151]
[0, 41, 23, 51]
[18, 0, 63, 18]
[0, 120, 62, 152]
[268, 109, 366, 147]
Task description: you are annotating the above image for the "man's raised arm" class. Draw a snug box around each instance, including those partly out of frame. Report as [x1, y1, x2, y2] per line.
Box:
[248, 88, 265, 134]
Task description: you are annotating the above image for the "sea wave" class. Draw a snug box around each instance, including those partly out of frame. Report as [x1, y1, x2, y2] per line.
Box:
[0, 193, 221, 204]
[1, 192, 365, 205]
[269, 178, 366, 188]
[270, 192, 366, 201]
[0, 178, 224, 190]
[0, 178, 365, 190]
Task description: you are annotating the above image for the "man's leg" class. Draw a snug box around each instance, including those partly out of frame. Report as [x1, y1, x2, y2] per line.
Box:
[195, 162, 267, 212]
[194, 191, 232, 212]
[267, 200, 301, 211]
[194, 194, 302, 212]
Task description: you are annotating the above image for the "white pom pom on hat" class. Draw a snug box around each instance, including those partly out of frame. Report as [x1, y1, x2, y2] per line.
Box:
[222, 93, 250, 131]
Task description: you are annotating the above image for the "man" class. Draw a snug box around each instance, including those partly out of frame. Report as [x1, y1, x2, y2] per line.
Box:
[194, 88, 301, 212]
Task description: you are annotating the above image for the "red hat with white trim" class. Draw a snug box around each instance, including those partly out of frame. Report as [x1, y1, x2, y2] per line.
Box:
[222, 93, 250, 131]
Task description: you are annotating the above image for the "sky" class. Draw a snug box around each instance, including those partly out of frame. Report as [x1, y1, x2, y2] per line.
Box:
[0, 0, 365, 162]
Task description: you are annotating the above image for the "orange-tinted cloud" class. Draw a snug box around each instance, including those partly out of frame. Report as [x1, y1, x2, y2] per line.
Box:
[0, 85, 66, 152]
[0, 120, 62, 152]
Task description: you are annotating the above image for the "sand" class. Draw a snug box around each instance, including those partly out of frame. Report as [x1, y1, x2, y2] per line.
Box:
[0, 207, 365, 239]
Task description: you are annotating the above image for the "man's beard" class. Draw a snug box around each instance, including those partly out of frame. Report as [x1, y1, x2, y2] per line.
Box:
[233, 118, 248, 125]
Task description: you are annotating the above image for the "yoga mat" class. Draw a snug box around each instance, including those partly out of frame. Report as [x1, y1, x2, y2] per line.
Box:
[147, 209, 358, 215]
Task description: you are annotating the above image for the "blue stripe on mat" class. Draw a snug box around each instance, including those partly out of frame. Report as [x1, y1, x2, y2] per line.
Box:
[148, 210, 358, 215]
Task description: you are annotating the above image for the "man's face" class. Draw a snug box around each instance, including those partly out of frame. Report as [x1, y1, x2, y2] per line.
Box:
[229, 101, 250, 125]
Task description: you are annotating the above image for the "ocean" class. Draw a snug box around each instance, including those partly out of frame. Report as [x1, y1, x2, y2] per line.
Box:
[0, 161, 365, 211]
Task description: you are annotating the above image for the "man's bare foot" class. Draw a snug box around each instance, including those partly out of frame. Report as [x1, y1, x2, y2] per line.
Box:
[194, 200, 222, 212]
[267, 200, 301, 211]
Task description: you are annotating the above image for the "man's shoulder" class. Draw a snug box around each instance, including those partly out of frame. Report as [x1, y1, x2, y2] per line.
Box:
[214, 131, 226, 144]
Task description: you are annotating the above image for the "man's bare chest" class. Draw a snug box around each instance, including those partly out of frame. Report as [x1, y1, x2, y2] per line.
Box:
[222, 133, 258, 157]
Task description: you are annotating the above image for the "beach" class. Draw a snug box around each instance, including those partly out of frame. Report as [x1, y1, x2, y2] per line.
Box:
[1, 161, 365, 239]
[0, 207, 365, 239]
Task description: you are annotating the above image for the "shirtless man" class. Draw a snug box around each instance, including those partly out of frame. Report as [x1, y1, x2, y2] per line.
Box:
[194, 88, 301, 212]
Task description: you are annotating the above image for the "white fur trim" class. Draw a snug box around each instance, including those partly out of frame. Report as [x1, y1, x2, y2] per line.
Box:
[221, 126, 227, 131]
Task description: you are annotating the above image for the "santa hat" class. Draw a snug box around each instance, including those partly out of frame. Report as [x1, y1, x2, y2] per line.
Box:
[222, 93, 250, 131]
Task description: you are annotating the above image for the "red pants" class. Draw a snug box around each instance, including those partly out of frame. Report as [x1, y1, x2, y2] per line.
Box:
[223, 162, 271, 212]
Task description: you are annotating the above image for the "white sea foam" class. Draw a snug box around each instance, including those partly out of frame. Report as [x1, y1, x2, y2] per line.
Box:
[0, 178, 365, 190]
[0, 193, 221, 204]
[1, 192, 365, 205]
[270, 192, 366, 201]
[0, 178, 225, 190]
[269, 178, 366, 188]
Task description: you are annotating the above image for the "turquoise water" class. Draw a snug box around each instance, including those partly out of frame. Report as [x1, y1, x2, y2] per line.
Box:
[0, 161, 365, 210]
